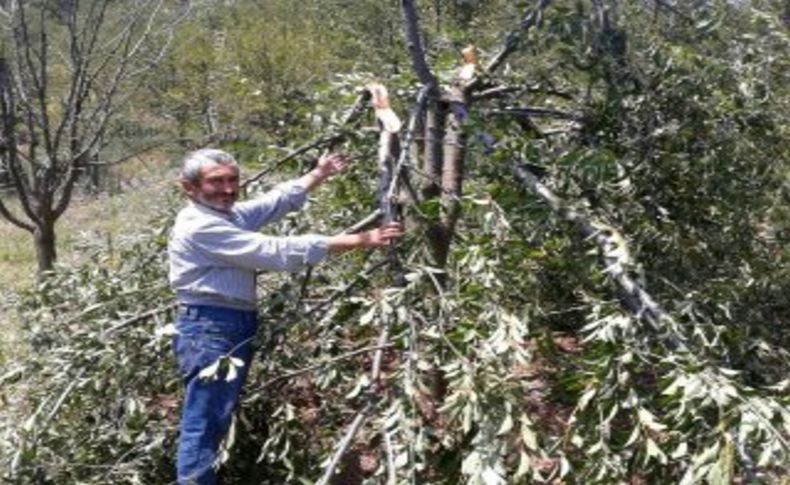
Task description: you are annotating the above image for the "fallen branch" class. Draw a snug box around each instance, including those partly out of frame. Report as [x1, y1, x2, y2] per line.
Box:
[241, 135, 343, 190]
[316, 321, 391, 485]
[256, 343, 395, 390]
[383, 427, 397, 485]
[241, 91, 371, 190]
[316, 402, 373, 485]
[12, 367, 88, 476]
[304, 259, 390, 318]
[297, 209, 384, 304]
[467, 0, 553, 94]
[512, 163, 687, 350]
[385, 86, 431, 205]
[64, 282, 169, 326]
[488, 107, 582, 121]
[471, 85, 522, 101]
[103, 303, 177, 336]
[343, 209, 383, 234]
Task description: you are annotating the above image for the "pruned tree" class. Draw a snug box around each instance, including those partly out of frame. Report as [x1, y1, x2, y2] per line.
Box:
[311, 0, 790, 482]
[0, 0, 188, 272]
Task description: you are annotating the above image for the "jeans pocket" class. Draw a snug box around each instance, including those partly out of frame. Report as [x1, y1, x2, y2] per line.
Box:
[174, 331, 235, 382]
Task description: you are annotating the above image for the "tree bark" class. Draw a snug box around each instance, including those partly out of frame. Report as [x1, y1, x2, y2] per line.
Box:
[34, 219, 57, 272]
[400, 0, 438, 92]
[435, 94, 466, 268]
[424, 92, 466, 270]
[421, 101, 445, 199]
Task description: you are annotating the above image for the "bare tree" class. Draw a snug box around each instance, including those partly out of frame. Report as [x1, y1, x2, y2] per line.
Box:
[0, 0, 189, 272]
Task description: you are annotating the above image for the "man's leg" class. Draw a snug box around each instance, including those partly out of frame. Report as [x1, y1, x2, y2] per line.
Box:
[173, 306, 256, 485]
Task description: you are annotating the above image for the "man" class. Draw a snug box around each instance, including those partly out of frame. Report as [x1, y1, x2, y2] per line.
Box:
[168, 148, 403, 484]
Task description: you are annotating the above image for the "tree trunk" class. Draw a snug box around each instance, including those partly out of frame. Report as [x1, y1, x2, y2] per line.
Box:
[430, 96, 466, 269]
[421, 102, 445, 199]
[34, 220, 57, 273]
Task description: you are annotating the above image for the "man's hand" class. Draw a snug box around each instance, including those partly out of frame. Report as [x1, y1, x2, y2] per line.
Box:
[299, 152, 351, 192]
[361, 222, 404, 248]
[315, 153, 350, 179]
[327, 222, 405, 254]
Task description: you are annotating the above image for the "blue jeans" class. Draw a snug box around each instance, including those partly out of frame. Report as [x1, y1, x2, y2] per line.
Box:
[173, 305, 258, 485]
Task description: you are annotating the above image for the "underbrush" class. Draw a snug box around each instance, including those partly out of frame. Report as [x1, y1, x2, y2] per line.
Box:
[1, 188, 787, 483]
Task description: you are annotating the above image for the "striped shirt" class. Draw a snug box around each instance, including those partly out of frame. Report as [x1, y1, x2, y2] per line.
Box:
[168, 181, 329, 310]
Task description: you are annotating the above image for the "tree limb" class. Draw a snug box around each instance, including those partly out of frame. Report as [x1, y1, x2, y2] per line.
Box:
[343, 209, 383, 234]
[304, 259, 390, 318]
[258, 344, 395, 389]
[241, 91, 371, 190]
[55, 2, 174, 217]
[467, 0, 553, 94]
[0, 197, 34, 232]
[512, 163, 687, 350]
[470, 85, 521, 101]
[487, 106, 582, 121]
[317, 318, 393, 485]
[400, 0, 438, 91]
[316, 402, 373, 485]
[0, 57, 40, 227]
[103, 303, 176, 336]
[385, 87, 431, 204]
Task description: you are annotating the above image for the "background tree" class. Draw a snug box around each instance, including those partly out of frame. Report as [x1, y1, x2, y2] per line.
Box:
[0, 0, 188, 272]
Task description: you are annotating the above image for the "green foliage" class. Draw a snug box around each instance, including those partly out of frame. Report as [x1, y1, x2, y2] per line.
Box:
[2, 210, 178, 483]
[2, 1, 789, 484]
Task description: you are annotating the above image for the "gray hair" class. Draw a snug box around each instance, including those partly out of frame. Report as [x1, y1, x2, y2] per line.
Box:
[180, 148, 239, 183]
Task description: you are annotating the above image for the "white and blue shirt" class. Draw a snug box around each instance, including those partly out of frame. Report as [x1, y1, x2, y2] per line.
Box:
[168, 181, 329, 310]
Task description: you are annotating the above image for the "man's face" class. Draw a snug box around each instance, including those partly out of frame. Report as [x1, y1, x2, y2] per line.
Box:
[183, 164, 240, 212]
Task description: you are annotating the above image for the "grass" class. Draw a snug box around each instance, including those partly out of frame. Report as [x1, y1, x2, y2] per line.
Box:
[0, 219, 35, 291]
[0, 153, 181, 364]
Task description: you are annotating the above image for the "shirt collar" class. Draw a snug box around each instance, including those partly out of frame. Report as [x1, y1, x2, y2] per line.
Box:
[189, 200, 234, 220]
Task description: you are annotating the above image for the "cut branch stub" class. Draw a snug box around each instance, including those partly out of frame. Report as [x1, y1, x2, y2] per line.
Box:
[457, 44, 478, 83]
[369, 83, 403, 223]
[368, 83, 402, 134]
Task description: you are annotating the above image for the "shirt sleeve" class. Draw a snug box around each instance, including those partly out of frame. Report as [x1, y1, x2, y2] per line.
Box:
[188, 220, 329, 272]
[233, 180, 308, 230]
